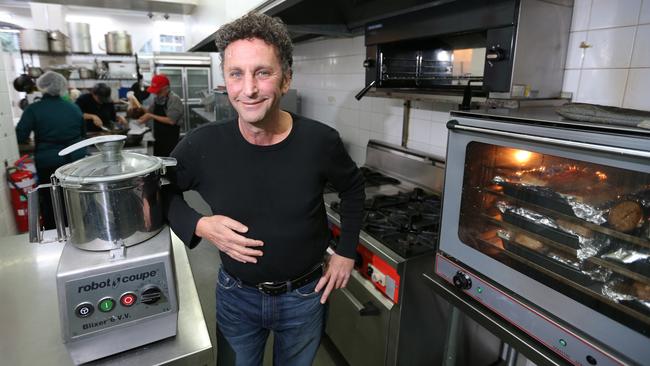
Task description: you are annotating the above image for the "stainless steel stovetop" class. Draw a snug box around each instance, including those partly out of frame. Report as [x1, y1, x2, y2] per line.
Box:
[323, 139, 449, 366]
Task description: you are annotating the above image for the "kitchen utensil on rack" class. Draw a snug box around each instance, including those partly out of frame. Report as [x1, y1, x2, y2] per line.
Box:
[78, 67, 95, 79]
[19, 29, 49, 52]
[67, 22, 92, 54]
[103, 31, 132, 55]
[48, 31, 70, 53]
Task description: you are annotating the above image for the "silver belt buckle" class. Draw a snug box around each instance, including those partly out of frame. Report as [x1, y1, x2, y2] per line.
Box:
[257, 281, 284, 294]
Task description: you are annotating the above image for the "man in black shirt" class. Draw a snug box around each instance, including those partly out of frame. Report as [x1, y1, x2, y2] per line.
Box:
[129, 74, 150, 103]
[166, 12, 365, 366]
[76, 83, 126, 132]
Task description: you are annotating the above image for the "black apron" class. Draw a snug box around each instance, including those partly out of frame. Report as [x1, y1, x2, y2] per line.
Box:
[152, 98, 180, 157]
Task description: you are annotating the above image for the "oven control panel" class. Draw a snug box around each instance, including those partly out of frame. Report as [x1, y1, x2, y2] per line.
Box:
[435, 254, 626, 366]
[328, 223, 401, 303]
[63, 262, 173, 339]
[357, 245, 400, 303]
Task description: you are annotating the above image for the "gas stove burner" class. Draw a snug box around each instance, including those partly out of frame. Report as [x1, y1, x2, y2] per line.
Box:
[324, 167, 401, 193]
[360, 167, 402, 186]
[331, 188, 441, 258]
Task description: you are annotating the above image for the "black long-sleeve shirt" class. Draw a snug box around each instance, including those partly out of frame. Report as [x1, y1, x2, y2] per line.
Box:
[165, 114, 365, 284]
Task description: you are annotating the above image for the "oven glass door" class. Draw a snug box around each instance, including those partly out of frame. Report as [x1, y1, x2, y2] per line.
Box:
[439, 118, 650, 363]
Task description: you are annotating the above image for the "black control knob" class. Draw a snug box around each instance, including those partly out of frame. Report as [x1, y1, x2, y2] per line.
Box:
[486, 46, 506, 62]
[141, 286, 163, 305]
[367, 265, 374, 276]
[452, 271, 472, 290]
[363, 58, 375, 68]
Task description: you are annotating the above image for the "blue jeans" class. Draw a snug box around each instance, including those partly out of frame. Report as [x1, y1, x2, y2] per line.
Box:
[215, 267, 325, 366]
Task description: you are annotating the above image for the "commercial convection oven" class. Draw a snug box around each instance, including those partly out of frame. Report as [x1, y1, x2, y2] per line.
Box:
[435, 108, 650, 366]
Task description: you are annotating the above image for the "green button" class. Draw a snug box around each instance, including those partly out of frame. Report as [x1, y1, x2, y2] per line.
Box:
[559, 339, 567, 347]
[477, 286, 483, 294]
[99, 298, 115, 312]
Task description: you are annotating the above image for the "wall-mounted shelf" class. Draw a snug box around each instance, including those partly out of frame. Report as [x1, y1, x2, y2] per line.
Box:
[21, 50, 135, 57]
[68, 78, 137, 81]
[20, 50, 69, 57]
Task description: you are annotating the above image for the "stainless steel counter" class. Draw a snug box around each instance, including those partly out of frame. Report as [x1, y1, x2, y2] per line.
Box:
[0, 231, 213, 365]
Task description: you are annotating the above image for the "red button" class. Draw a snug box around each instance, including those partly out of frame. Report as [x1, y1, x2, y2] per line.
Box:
[120, 293, 137, 307]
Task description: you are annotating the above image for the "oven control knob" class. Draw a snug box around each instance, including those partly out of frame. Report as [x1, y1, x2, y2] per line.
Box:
[452, 271, 472, 290]
[141, 286, 163, 305]
[363, 59, 375, 68]
[486, 47, 506, 62]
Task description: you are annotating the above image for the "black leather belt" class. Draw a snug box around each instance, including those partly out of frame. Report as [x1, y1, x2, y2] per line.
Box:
[231, 263, 324, 296]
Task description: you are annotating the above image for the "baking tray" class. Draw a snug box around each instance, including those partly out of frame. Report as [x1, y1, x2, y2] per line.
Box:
[504, 240, 599, 287]
[502, 210, 580, 249]
[497, 181, 575, 216]
[620, 299, 650, 317]
[602, 259, 650, 278]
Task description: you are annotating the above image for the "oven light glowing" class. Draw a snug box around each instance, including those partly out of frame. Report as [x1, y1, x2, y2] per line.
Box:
[436, 50, 451, 61]
[513, 150, 533, 163]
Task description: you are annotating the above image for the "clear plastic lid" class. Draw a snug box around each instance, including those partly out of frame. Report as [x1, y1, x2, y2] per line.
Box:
[55, 151, 162, 184]
[54, 135, 163, 184]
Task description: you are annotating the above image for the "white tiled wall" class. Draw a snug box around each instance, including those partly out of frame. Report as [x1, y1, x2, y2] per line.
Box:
[0, 53, 19, 237]
[563, 0, 650, 110]
[293, 1, 650, 167]
[292, 36, 451, 166]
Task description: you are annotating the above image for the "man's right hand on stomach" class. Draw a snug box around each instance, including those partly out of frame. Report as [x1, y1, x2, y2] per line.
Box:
[195, 215, 264, 263]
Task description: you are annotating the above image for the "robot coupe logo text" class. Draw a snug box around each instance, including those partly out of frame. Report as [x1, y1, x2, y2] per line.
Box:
[77, 270, 158, 293]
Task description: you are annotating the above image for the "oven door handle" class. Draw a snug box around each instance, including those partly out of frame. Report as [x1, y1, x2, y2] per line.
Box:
[447, 120, 650, 159]
[339, 288, 381, 316]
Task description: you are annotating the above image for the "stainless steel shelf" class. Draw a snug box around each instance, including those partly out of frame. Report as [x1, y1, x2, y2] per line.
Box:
[68, 78, 137, 81]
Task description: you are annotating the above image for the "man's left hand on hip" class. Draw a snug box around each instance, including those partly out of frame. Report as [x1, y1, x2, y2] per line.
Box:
[315, 253, 354, 304]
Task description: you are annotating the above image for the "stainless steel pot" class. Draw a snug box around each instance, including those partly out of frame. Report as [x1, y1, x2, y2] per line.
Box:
[48, 30, 71, 53]
[67, 22, 92, 54]
[27, 135, 177, 251]
[78, 67, 95, 79]
[19, 29, 49, 52]
[26, 66, 43, 78]
[104, 31, 132, 55]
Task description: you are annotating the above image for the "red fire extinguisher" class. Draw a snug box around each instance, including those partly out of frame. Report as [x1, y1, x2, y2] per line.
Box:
[7, 156, 38, 233]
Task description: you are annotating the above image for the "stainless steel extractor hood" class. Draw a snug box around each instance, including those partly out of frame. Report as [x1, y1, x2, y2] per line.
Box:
[189, 0, 459, 51]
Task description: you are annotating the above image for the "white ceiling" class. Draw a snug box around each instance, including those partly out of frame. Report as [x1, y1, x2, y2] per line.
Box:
[0, 0, 198, 15]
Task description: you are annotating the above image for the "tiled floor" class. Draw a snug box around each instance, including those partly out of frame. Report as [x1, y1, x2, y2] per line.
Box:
[182, 191, 347, 366]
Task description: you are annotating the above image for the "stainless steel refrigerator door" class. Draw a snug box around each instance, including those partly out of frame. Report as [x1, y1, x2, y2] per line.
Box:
[156, 66, 212, 132]
[185, 67, 211, 103]
[156, 67, 184, 99]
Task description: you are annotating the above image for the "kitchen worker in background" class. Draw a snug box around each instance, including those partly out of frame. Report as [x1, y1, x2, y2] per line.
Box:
[15, 71, 87, 229]
[164, 12, 365, 366]
[129, 74, 150, 103]
[76, 83, 126, 132]
[137, 74, 183, 156]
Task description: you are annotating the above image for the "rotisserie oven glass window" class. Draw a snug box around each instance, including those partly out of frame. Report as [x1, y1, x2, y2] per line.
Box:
[458, 142, 650, 335]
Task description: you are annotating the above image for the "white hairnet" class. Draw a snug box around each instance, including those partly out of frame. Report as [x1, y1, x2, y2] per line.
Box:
[36, 71, 68, 96]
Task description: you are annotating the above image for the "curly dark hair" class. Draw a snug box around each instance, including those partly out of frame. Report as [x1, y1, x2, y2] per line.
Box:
[214, 12, 293, 77]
